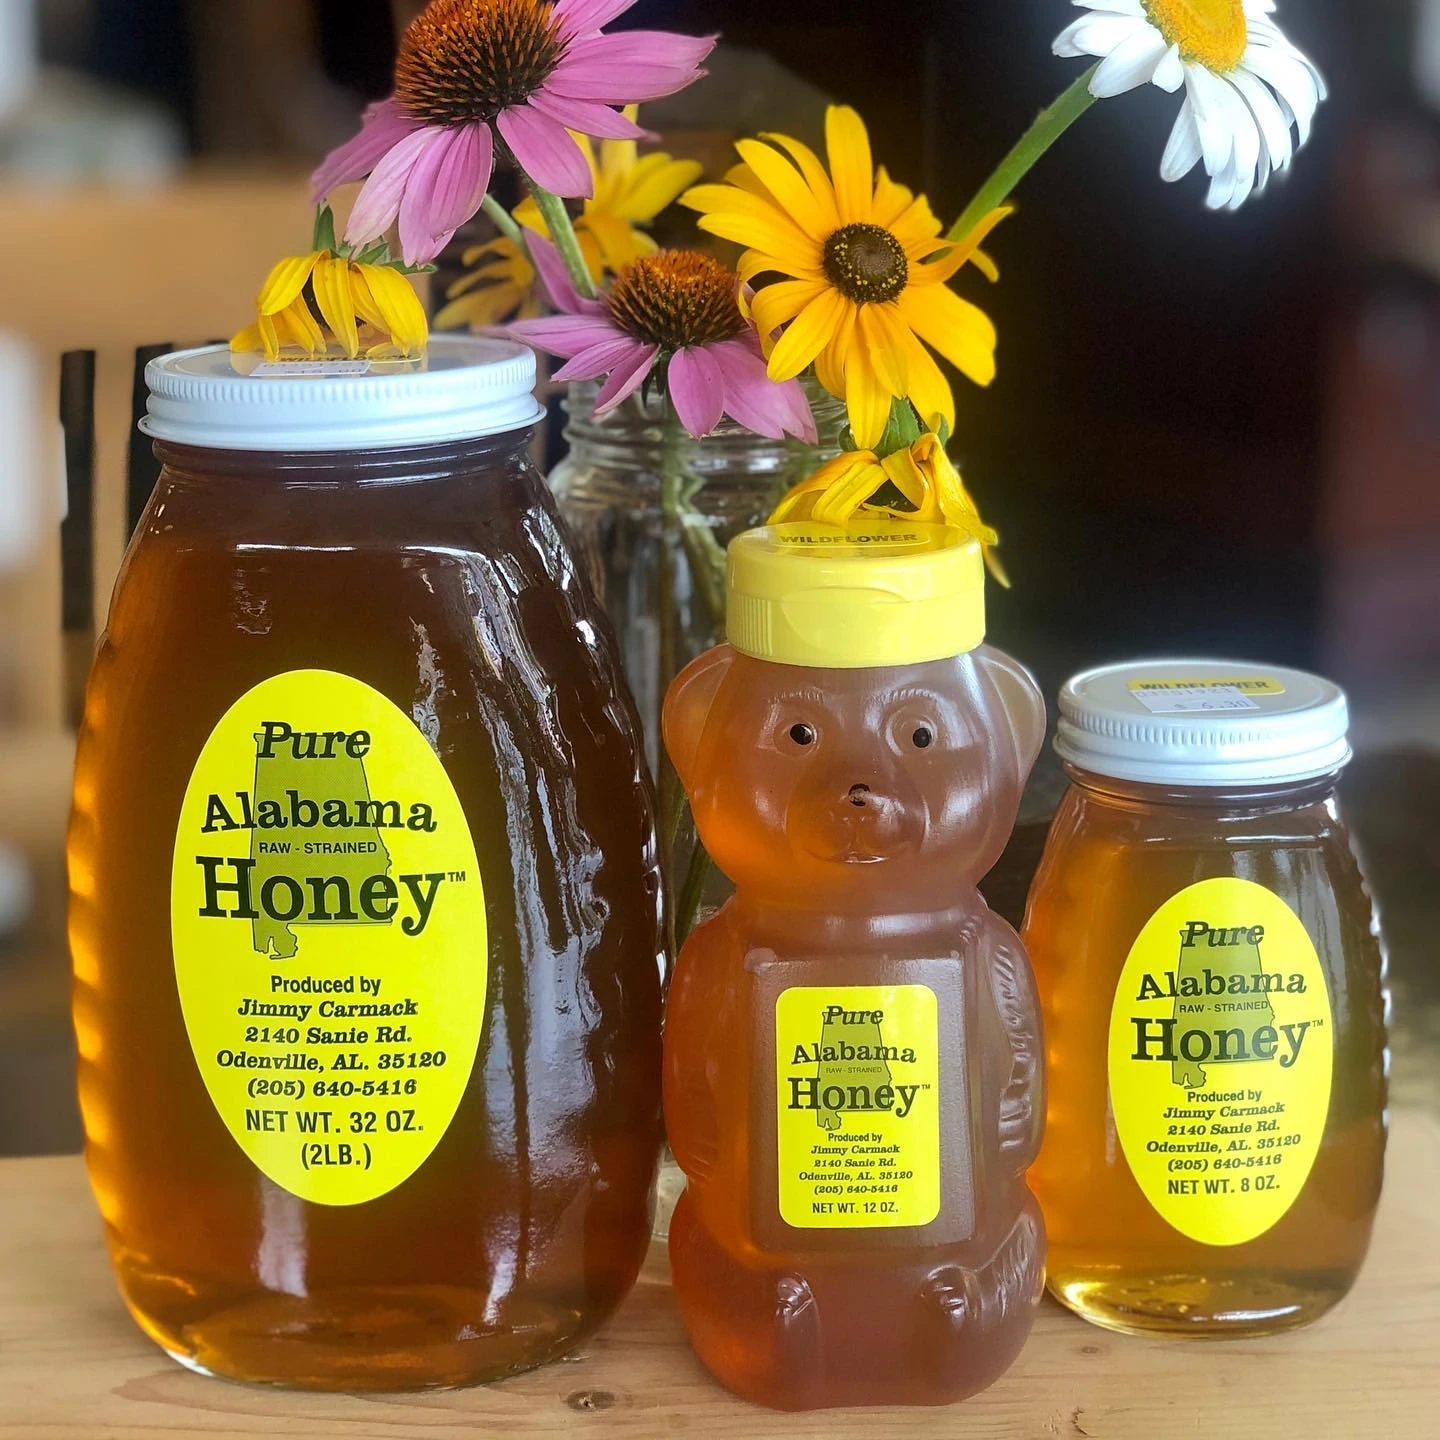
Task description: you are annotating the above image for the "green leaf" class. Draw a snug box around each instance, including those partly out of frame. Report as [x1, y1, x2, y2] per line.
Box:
[874, 397, 923, 458]
[312, 204, 338, 255]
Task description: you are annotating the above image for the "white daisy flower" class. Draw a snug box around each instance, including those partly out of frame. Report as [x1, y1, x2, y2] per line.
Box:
[1054, 0, 1328, 211]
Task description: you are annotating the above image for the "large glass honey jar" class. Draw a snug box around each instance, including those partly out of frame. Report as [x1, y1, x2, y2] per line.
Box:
[1024, 660, 1388, 1337]
[67, 340, 665, 1389]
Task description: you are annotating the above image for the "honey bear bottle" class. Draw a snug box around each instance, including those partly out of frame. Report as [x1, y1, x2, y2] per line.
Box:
[662, 517, 1047, 1410]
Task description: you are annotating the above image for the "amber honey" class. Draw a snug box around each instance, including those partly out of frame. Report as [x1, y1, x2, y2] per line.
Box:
[663, 521, 1048, 1408]
[1024, 661, 1388, 1337]
[68, 343, 665, 1389]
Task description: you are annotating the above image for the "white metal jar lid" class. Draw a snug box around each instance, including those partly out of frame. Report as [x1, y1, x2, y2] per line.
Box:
[140, 337, 546, 452]
[1056, 659, 1352, 787]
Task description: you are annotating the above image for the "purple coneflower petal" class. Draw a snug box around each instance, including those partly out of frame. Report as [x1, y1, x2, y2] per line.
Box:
[668, 347, 727, 437]
[551, 0, 638, 39]
[509, 314, 622, 359]
[528, 89, 650, 140]
[547, 32, 716, 104]
[398, 123, 495, 265]
[781, 384, 820, 444]
[593, 341, 660, 413]
[524, 234, 606, 316]
[554, 335, 654, 384]
[344, 126, 446, 249]
[311, 98, 421, 202]
[710, 338, 816, 442]
[764, 339, 820, 443]
[498, 104, 595, 198]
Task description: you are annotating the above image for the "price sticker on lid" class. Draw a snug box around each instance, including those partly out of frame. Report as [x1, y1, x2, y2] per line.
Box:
[250, 359, 374, 377]
[1128, 677, 1287, 715]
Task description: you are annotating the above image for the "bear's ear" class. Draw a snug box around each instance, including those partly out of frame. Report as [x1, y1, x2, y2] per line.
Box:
[663, 646, 737, 791]
[977, 646, 1046, 778]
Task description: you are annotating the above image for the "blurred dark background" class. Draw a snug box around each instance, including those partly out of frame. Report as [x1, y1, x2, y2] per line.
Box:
[0, 0, 1436, 1154]
[28, 0, 1437, 697]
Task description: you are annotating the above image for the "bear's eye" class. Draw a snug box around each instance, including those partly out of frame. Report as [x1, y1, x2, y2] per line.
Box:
[911, 725, 934, 750]
[789, 722, 817, 747]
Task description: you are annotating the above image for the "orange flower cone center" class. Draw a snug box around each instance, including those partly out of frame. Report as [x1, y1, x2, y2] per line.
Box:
[1143, 0, 1248, 72]
[608, 251, 746, 350]
[396, 0, 564, 125]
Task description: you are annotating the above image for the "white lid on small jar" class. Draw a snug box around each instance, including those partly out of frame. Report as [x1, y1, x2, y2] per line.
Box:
[1056, 658, 1352, 787]
[140, 337, 546, 452]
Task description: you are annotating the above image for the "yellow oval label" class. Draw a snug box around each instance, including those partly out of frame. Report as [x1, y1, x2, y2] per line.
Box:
[171, 669, 488, 1206]
[1108, 877, 1333, 1246]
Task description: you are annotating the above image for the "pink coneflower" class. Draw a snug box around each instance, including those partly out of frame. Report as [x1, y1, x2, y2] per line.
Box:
[312, 0, 714, 265]
[510, 237, 818, 441]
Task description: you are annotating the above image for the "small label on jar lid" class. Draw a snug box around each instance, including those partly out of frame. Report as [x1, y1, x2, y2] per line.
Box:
[1127, 676, 1287, 715]
[249, 359, 373, 377]
[1108, 877, 1334, 1246]
[170, 669, 488, 1206]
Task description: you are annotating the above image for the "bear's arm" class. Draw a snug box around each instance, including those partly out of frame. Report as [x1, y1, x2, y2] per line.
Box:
[984, 911, 1045, 1172]
[662, 909, 730, 1186]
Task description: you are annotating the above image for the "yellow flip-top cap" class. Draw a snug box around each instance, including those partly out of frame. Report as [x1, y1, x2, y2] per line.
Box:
[726, 517, 985, 669]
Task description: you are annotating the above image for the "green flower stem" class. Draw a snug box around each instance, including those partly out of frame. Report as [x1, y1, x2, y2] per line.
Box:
[674, 842, 713, 947]
[481, 192, 528, 251]
[524, 180, 598, 301]
[948, 64, 1100, 242]
[657, 401, 684, 934]
[656, 401, 718, 950]
[678, 524, 727, 632]
[663, 769, 688, 859]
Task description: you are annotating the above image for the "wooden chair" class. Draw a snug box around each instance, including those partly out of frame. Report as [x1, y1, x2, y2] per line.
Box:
[0, 175, 318, 1152]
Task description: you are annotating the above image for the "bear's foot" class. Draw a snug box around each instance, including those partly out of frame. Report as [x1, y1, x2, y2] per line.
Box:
[669, 1191, 826, 1409]
[909, 1199, 1045, 1401]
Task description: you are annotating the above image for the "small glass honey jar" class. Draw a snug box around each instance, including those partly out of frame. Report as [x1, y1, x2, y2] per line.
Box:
[1024, 660, 1388, 1337]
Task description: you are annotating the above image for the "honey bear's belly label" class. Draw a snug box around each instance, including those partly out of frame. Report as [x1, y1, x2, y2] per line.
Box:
[773, 983, 947, 1231]
[170, 669, 489, 1206]
[1108, 877, 1335, 1246]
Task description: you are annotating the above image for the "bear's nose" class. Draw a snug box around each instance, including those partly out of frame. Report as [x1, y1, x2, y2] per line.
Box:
[847, 783, 871, 808]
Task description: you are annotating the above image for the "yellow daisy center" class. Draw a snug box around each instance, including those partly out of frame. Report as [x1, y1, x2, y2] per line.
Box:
[822, 223, 909, 305]
[395, 0, 564, 125]
[1142, 0, 1248, 72]
[607, 251, 746, 350]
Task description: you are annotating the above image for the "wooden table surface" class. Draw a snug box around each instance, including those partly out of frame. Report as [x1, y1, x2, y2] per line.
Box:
[4, 1114, 1439, 1439]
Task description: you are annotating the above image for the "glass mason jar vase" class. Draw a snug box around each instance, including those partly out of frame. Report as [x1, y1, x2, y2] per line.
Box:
[550, 380, 844, 766]
[549, 381, 844, 929]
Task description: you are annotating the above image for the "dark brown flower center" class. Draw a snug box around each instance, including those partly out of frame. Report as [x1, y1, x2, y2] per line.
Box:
[822, 222, 908, 304]
[607, 251, 746, 350]
[395, 0, 565, 126]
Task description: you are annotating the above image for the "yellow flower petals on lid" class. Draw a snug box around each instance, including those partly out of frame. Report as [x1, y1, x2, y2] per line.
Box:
[354, 264, 429, 353]
[277, 296, 326, 356]
[256, 252, 323, 317]
[312, 255, 360, 358]
[231, 246, 429, 363]
[769, 428, 1007, 587]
